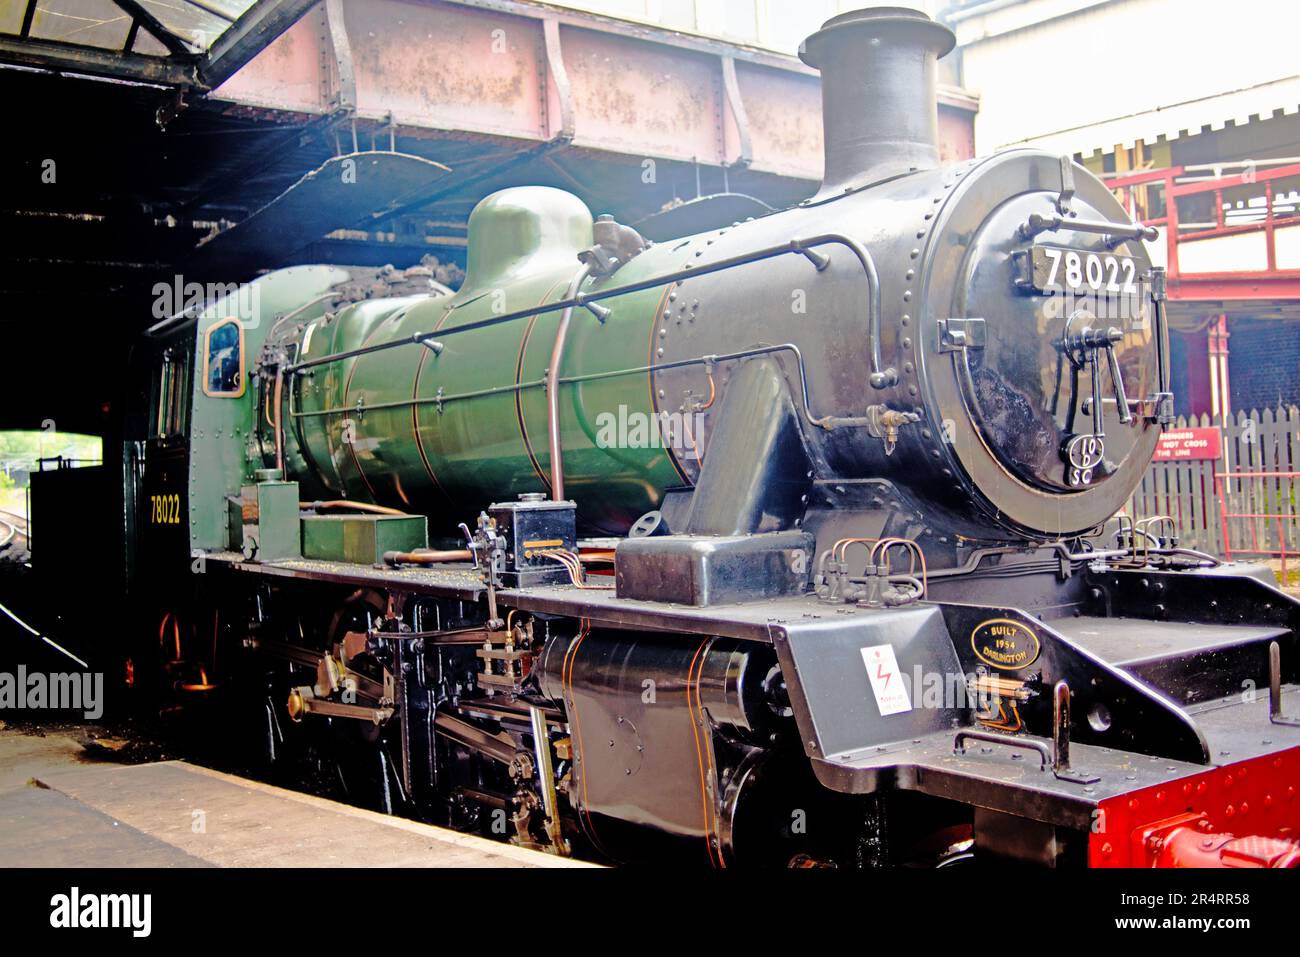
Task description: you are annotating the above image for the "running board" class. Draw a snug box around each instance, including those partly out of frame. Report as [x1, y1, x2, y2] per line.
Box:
[1049, 616, 1292, 706]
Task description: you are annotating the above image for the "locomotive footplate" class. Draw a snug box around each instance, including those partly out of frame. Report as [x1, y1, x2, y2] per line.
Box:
[761, 592, 1300, 867]
[808, 724, 1300, 866]
[800, 691, 1300, 822]
[499, 584, 833, 641]
[805, 725, 1210, 831]
[206, 550, 486, 601]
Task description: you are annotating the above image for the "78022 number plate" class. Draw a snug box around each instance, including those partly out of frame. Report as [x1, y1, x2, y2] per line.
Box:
[1021, 245, 1140, 296]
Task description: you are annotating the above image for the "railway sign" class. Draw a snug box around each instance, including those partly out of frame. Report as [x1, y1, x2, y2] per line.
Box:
[1152, 426, 1222, 462]
[861, 644, 912, 716]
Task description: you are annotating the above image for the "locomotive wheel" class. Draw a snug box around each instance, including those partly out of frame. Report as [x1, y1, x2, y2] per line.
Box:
[316, 598, 395, 810]
[719, 751, 864, 868]
[901, 824, 976, 868]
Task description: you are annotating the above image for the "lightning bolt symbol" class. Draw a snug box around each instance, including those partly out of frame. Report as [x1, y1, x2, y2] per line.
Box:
[876, 663, 891, 690]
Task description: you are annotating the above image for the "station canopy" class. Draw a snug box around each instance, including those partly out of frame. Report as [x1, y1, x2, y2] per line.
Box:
[0, 0, 318, 88]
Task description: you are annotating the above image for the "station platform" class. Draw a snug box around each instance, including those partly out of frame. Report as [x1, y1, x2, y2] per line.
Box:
[0, 728, 588, 868]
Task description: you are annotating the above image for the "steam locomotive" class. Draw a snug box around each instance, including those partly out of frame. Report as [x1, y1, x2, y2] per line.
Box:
[108, 7, 1300, 866]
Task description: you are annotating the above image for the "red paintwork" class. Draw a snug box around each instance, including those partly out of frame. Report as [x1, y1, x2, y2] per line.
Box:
[1089, 745, 1300, 867]
[1147, 820, 1300, 867]
[1167, 273, 1300, 302]
[1175, 328, 1211, 414]
[1103, 161, 1300, 298]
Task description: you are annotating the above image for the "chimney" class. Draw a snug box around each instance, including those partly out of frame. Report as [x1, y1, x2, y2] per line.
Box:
[799, 7, 956, 198]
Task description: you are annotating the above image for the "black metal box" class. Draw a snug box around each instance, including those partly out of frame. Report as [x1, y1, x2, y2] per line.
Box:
[615, 530, 814, 605]
[488, 494, 577, 587]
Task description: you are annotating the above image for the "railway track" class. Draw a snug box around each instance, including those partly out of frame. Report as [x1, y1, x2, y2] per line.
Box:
[0, 508, 29, 552]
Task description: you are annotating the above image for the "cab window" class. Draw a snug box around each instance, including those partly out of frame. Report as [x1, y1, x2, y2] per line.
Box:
[203, 318, 244, 398]
[151, 347, 191, 439]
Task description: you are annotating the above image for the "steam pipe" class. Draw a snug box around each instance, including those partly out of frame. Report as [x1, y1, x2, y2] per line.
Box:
[284, 235, 890, 390]
[273, 366, 285, 473]
[304, 500, 409, 516]
[384, 549, 474, 566]
[547, 261, 596, 501]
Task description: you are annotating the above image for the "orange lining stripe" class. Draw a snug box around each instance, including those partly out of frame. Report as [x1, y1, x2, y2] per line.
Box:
[411, 304, 456, 503]
[645, 281, 691, 485]
[561, 619, 605, 851]
[686, 637, 721, 867]
[515, 279, 569, 491]
[340, 322, 388, 501]
[693, 646, 726, 867]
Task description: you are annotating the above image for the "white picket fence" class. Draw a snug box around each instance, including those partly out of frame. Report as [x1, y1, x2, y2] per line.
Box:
[1127, 406, 1299, 564]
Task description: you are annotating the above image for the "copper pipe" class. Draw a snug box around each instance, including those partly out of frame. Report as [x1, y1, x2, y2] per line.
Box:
[546, 261, 595, 501]
[304, 500, 409, 517]
[383, 549, 473, 566]
[273, 367, 285, 473]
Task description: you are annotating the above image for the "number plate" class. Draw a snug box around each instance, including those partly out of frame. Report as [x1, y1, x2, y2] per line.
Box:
[1022, 245, 1140, 296]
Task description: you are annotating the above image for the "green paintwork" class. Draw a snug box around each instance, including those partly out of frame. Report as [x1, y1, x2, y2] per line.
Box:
[239, 479, 301, 561]
[187, 265, 351, 551]
[300, 513, 428, 565]
[282, 187, 689, 534]
[180, 187, 707, 545]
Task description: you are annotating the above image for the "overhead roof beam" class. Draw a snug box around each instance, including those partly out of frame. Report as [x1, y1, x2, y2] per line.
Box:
[112, 0, 198, 58]
[0, 33, 199, 87]
[19, 0, 36, 38]
[199, 0, 322, 89]
[185, 0, 237, 22]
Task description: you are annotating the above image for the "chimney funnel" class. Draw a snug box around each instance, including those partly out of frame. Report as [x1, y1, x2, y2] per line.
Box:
[800, 7, 956, 198]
